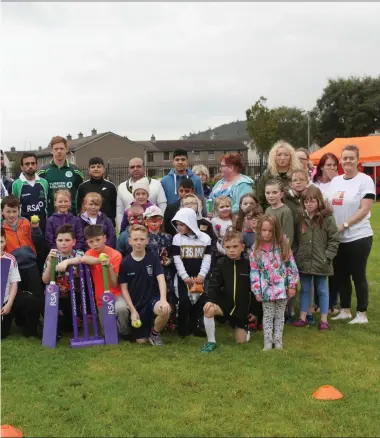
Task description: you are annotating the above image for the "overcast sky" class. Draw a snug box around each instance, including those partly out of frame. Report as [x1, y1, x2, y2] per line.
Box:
[1, 2, 380, 151]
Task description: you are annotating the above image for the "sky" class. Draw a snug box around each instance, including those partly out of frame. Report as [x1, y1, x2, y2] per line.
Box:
[1, 2, 380, 151]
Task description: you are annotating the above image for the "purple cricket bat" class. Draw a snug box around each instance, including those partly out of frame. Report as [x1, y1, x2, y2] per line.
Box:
[42, 256, 59, 348]
[1, 257, 12, 308]
[100, 264, 118, 344]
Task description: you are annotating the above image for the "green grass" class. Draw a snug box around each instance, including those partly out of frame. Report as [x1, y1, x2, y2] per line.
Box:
[2, 205, 380, 437]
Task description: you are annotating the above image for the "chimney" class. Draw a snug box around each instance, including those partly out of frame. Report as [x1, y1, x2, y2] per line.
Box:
[10, 146, 16, 152]
[67, 134, 72, 141]
[151, 134, 156, 141]
[78, 132, 83, 139]
[91, 128, 97, 136]
[38, 146, 42, 151]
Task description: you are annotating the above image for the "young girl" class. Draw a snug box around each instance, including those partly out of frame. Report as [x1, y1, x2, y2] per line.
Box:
[211, 196, 233, 256]
[250, 215, 299, 350]
[235, 205, 263, 259]
[234, 193, 259, 228]
[45, 190, 85, 250]
[80, 192, 116, 249]
[292, 186, 339, 330]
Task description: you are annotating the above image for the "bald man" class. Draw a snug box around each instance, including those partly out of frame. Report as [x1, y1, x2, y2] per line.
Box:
[116, 157, 167, 229]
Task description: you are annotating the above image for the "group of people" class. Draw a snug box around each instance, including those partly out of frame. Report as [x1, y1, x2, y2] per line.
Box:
[0, 136, 375, 351]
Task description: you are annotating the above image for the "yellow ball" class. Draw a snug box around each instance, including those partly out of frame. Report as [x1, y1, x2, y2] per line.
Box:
[30, 215, 40, 224]
[98, 253, 108, 262]
[132, 319, 142, 328]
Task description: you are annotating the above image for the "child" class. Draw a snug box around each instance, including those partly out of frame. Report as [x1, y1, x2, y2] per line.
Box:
[265, 179, 294, 249]
[171, 208, 212, 337]
[60, 225, 130, 338]
[42, 224, 84, 334]
[116, 205, 145, 257]
[80, 192, 116, 249]
[1, 195, 43, 298]
[200, 230, 254, 352]
[1, 227, 41, 339]
[292, 186, 339, 330]
[250, 215, 299, 350]
[118, 224, 171, 345]
[211, 196, 233, 256]
[120, 178, 153, 233]
[45, 190, 85, 250]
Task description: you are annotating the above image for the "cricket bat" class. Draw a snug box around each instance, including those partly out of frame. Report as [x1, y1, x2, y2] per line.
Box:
[42, 256, 60, 348]
[100, 263, 118, 344]
[1, 257, 12, 309]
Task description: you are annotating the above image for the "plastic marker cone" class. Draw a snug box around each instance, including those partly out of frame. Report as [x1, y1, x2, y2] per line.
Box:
[1, 425, 23, 437]
[312, 385, 343, 401]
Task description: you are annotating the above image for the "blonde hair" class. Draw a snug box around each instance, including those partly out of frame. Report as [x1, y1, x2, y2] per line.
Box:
[214, 196, 233, 220]
[82, 192, 102, 213]
[192, 164, 209, 180]
[267, 140, 300, 176]
[129, 224, 148, 237]
[54, 189, 71, 201]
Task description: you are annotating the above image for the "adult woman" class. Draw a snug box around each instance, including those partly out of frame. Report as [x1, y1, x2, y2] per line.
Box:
[256, 140, 300, 209]
[209, 153, 253, 214]
[312, 153, 339, 199]
[327, 145, 375, 324]
[192, 164, 212, 198]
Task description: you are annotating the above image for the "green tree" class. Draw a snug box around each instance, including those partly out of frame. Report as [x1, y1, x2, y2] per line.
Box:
[315, 76, 380, 145]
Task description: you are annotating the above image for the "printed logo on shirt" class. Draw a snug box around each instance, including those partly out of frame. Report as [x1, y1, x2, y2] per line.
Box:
[67, 182, 73, 189]
[147, 265, 153, 276]
[65, 171, 73, 178]
[21, 193, 31, 197]
[102, 187, 107, 191]
[27, 201, 44, 212]
[180, 245, 205, 259]
[332, 191, 345, 206]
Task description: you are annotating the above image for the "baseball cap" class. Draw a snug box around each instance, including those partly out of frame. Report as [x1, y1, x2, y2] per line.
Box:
[144, 205, 163, 219]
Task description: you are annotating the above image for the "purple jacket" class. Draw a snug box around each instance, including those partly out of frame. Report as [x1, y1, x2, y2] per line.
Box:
[45, 212, 85, 250]
[80, 212, 116, 249]
[120, 201, 153, 233]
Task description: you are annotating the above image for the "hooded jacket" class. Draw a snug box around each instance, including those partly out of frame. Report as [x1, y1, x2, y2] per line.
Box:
[161, 169, 204, 205]
[171, 208, 211, 280]
[80, 212, 116, 249]
[210, 174, 254, 214]
[45, 212, 85, 250]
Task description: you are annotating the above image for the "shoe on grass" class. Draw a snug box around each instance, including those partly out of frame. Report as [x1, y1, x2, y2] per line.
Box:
[263, 342, 272, 351]
[201, 342, 217, 353]
[329, 308, 340, 317]
[319, 321, 329, 330]
[292, 319, 309, 328]
[331, 310, 352, 321]
[306, 314, 317, 325]
[274, 343, 283, 350]
[149, 331, 164, 346]
[348, 312, 368, 324]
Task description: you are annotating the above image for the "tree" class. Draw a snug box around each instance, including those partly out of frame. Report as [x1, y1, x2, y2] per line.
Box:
[246, 97, 277, 164]
[315, 76, 380, 145]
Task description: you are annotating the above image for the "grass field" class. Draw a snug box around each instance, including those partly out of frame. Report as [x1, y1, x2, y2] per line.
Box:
[2, 204, 380, 437]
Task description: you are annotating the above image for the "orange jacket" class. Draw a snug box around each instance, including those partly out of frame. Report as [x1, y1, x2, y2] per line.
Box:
[2, 218, 36, 254]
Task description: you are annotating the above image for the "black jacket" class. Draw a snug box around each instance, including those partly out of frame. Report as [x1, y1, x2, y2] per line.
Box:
[164, 200, 181, 236]
[209, 256, 252, 322]
[76, 177, 117, 225]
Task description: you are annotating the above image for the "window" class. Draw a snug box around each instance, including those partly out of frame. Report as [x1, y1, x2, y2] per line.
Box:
[193, 151, 200, 161]
[163, 152, 170, 161]
[208, 151, 215, 161]
[147, 152, 154, 162]
[209, 167, 217, 178]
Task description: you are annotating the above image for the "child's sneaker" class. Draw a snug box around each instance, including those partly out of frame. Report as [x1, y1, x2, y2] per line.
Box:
[149, 331, 164, 346]
[201, 342, 217, 353]
[319, 321, 329, 330]
[331, 310, 352, 321]
[348, 312, 368, 324]
[274, 343, 283, 350]
[292, 319, 309, 328]
[263, 343, 272, 351]
[306, 314, 316, 325]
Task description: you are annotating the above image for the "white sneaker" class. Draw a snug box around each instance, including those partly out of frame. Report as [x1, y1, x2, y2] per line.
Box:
[348, 312, 368, 324]
[331, 310, 352, 321]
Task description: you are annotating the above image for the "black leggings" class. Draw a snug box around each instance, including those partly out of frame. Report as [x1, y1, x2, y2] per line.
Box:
[332, 236, 372, 312]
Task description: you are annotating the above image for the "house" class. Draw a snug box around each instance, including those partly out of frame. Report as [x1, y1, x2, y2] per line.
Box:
[3, 148, 31, 179]
[136, 136, 249, 178]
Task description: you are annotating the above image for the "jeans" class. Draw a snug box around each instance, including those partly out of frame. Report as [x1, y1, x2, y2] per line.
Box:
[300, 274, 329, 315]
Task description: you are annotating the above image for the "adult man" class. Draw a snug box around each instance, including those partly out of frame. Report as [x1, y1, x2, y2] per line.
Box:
[116, 157, 167, 229]
[160, 149, 204, 205]
[76, 157, 117, 225]
[12, 153, 49, 232]
[38, 136, 84, 216]
[1, 149, 14, 196]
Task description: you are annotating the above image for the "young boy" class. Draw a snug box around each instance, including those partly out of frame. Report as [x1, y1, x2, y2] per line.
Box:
[118, 224, 171, 345]
[116, 205, 145, 257]
[171, 207, 211, 337]
[1, 195, 43, 298]
[1, 227, 41, 338]
[201, 230, 254, 353]
[60, 224, 130, 338]
[120, 178, 153, 233]
[42, 224, 84, 334]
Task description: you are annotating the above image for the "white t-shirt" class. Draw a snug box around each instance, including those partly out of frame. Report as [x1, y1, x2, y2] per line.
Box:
[2, 253, 21, 304]
[327, 173, 375, 243]
[314, 181, 331, 200]
[211, 217, 233, 255]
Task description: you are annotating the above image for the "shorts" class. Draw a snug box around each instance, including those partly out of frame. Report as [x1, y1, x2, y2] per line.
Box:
[214, 304, 249, 332]
[133, 297, 159, 340]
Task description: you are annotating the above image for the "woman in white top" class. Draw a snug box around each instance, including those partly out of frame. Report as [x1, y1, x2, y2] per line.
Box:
[327, 145, 375, 324]
[312, 153, 339, 199]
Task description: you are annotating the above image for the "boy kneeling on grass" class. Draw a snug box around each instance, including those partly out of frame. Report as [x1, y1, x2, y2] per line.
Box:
[118, 224, 171, 346]
[201, 229, 254, 353]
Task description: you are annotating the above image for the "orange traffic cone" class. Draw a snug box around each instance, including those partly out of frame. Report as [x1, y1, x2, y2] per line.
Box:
[312, 385, 343, 401]
[1, 425, 23, 437]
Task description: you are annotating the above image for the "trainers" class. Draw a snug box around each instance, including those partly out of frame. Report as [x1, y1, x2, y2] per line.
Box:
[292, 319, 309, 328]
[149, 331, 164, 346]
[306, 314, 317, 325]
[348, 312, 368, 324]
[263, 342, 272, 351]
[331, 310, 352, 321]
[319, 321, 329, 330]
[274, 343, 283, 350]
[201, 342, 217, 353]
[329, 308, 340, 317]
